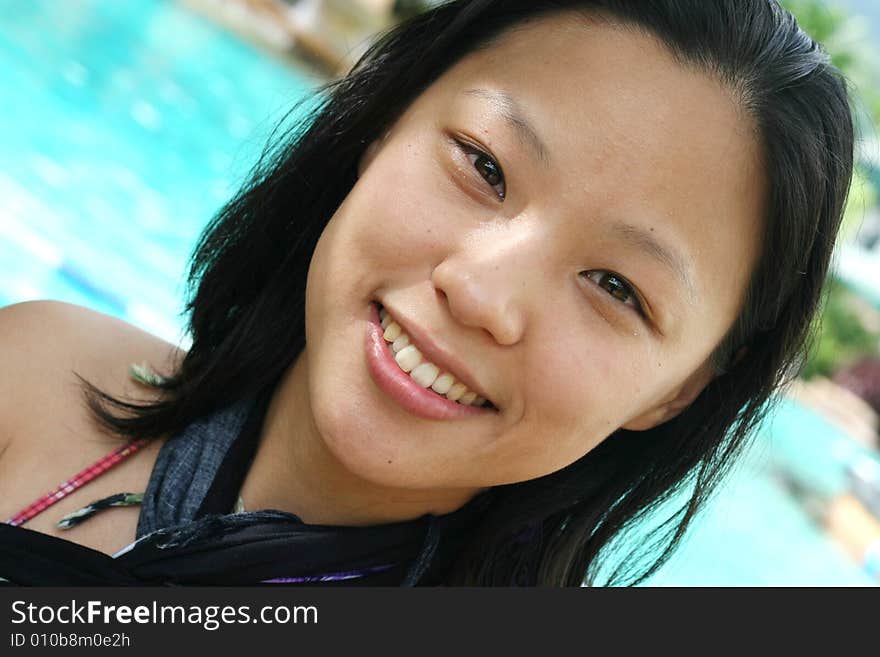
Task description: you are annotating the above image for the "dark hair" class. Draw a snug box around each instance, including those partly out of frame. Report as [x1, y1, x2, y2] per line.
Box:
[83, 0, 854, 585]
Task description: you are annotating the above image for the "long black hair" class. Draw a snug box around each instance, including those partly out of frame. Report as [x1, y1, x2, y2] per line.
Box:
[83, 0, 854, 585]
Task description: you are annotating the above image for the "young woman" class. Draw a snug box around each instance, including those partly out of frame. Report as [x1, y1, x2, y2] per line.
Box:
[0, 0, 855, 586]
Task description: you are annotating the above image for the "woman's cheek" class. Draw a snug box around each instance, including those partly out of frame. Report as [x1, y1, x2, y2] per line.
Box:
[524, 338, 609, 434]
[351, 165, 453, 261]
[526, 331, 653, 450]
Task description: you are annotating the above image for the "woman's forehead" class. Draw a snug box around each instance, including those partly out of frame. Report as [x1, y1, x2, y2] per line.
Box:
[400, 13, 765, 334]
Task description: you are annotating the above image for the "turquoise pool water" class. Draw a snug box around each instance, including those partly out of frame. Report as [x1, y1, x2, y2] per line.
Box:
[636, 398, 879, 586]
[1, 0, 877, 586]
[0, 0, 318, 342]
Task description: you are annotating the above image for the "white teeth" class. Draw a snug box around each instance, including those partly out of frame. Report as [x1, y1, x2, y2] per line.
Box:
[445, 382, 467, 402]
[378, 308, 492, 408]
[383, 322, 402, 342]
[394, 345, 422, 372]
[410, 362, 440, 387]
[391, 334, 410, 353]
[431, 372, 455, 395]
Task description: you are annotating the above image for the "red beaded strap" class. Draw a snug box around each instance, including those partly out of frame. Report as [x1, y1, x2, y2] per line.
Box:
[4, 438, 149, 527]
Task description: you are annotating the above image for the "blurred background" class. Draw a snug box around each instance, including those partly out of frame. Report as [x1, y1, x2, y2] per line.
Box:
[1, 0, 879, 586]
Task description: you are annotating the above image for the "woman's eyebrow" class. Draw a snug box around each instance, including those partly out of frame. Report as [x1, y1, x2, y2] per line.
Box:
[461, 90, 696, 304]
[611, 221, 697, 304]
[462, 88, 550, 166]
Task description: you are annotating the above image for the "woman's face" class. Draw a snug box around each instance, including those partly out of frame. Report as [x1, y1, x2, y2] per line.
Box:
[302, 13, 764, 496]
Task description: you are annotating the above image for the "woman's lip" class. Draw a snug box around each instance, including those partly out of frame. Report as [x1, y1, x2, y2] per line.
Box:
[365, 303, 496, 421]
[375, 302, 495, 407]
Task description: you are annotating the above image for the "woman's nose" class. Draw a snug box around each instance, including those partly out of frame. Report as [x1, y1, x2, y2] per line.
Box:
[430, 230, 534, 346]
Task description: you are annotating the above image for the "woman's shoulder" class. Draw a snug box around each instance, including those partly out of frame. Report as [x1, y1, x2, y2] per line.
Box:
[0, 300, 184, 446]
[0, 300, 184, 554]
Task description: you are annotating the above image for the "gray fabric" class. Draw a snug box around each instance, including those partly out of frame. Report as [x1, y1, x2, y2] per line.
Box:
[135, 398, 253, 539]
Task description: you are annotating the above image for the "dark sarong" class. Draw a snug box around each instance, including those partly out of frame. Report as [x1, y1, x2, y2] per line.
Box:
[0, 386, 490, 586]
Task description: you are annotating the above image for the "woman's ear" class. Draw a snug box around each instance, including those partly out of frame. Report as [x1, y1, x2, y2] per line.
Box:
[731, 345, 748, 368]
[621, 362, 717, 432]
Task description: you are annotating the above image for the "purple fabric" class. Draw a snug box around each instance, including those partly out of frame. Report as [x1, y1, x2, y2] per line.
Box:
[261, 563, 396, 583]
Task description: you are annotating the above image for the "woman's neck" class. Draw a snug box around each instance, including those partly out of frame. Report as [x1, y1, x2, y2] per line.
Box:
[237, 352, 482, 526]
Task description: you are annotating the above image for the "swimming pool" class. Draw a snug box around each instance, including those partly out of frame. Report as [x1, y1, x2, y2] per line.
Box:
[1, 0, 876, 586]
[635, 398, 879, 586]
[0, 0, 318, 343]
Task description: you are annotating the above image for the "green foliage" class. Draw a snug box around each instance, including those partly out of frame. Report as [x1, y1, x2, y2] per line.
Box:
[802, 278, 880, 379]
[392, 0, 438, 21]
[783, 0, 855, 61]
[781, 1, 880, 379]
[782, 0, 880, 127]
[842, 165, 877, 240]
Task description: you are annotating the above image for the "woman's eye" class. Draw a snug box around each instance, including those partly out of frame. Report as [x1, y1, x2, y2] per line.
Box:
[582, 270, 644, 314]
[460, 144, 506, 200]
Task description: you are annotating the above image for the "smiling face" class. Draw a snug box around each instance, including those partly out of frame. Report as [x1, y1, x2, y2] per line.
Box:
[298, 13, 765, 503]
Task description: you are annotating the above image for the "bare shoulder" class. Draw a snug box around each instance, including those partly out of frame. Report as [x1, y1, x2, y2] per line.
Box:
[0, 300, 185, 451]
[0, 301, 185, 554]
